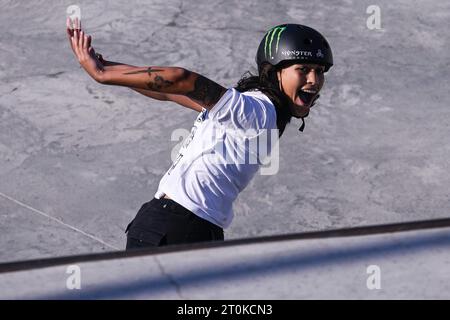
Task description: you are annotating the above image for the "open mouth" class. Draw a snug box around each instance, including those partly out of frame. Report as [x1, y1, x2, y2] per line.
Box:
[297, 89, 318, 106]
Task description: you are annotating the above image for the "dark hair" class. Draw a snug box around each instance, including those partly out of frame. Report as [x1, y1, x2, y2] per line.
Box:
[234, 63, 292, 137]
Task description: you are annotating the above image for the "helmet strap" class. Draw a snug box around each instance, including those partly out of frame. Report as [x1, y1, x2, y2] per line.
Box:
[298, 118, 306, 132]
[278, 69, 306, 132]
[277, 70, 283, 91]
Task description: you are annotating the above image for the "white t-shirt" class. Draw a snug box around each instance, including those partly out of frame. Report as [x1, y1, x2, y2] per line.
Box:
[154, 88, 278, 228]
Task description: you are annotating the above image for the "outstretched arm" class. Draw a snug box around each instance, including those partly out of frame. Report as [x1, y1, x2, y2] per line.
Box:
[67, 18, 225, 110]
[100, 66, 225, 110]
[92, 55, 204, 112]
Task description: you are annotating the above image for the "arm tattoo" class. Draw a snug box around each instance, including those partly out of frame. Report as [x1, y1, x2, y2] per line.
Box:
[122, 67, 164, 75]
[147, 75, 174, 91]
[123, 67, 173, 91]
[186, 74, 226, 107]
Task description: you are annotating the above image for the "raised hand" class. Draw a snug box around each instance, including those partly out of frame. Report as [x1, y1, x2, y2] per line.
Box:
[66, 17, 104, 82]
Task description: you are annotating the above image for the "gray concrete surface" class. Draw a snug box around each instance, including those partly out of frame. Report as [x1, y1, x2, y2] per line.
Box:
[1, 227, 450, 299]
[0, 0, 449, 263]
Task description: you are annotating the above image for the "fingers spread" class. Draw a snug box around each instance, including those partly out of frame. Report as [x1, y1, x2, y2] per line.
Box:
[78, 30, 83, 49]
[66, 17, 74, 41]
[71, 32, 77, 52]
[72, 30, 80, 56]
[66, 27, 73, 40]
[83, 33, 88, 50]
[67, 17, 93, 63]
[74, 17, 80, 30]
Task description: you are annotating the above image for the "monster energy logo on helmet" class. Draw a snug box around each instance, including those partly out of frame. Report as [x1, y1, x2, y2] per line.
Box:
[256, 24, 334, 72]
[264, 26, 287, 59]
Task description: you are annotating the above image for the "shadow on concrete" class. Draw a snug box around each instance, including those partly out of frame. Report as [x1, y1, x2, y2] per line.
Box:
[38, 230, 450, 299]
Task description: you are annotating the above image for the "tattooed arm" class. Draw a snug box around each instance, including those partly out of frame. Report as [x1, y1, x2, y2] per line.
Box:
[99, 67, 226, 110]
[91, 55, 206, 112]
[67, 23, 224, 111]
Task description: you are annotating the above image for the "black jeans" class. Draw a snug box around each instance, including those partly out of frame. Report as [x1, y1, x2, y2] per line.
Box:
[125, 198, 224, 250]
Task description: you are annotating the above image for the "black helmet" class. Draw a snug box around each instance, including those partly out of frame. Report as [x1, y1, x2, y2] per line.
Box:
[256, 24, 333, 72]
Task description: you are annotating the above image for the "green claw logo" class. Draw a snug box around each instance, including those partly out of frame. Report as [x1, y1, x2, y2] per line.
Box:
[264, 26, 287, 60]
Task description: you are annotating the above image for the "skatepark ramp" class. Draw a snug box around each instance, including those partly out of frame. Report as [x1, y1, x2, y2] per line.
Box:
[0, 217, 449, 299]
